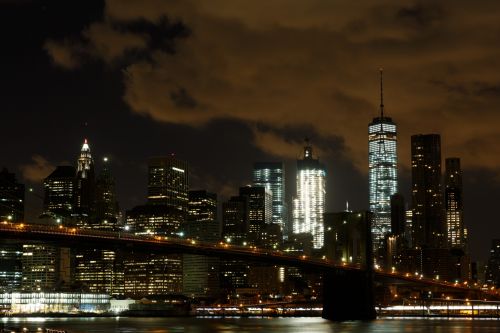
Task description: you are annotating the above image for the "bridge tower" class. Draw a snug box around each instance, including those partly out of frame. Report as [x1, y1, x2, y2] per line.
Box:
[322, 213, 376, 321]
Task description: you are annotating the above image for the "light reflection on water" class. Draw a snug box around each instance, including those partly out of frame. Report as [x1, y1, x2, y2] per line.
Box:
[1, 317, 499, 333]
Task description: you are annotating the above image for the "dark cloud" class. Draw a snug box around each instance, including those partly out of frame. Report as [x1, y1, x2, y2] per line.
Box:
[396, 3, 445, 29]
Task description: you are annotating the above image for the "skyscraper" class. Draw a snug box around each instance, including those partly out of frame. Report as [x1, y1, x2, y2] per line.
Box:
[411, 134, 444, 248]
[183, 190, 220, 298]
[252, 162, 286, 233]
[147, 155, 189, 214]
[42, 166, 76, 222]
[239, 186, 272, 246]
[445, 158, 466, 250]
[93, 157, 120, 230]
[74, 139, 95, 225]
[222, 196, 249, 245]
[221, 196, 250, 290]
[0, 168, 25, 223]
[368, 70, 398, 250]
[292, 141, 326, 249]
[485, 239, 500, 287]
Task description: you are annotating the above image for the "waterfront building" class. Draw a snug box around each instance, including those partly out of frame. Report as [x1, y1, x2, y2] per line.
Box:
[368, 70, 398, 250]
[445, 158, 466, 250]
[0, 168, 25, 223]
[0, 292, 109, 313]
[252, 162, 286, 234]
[411, 134, 445, 248]
[292, 141, 326, 249]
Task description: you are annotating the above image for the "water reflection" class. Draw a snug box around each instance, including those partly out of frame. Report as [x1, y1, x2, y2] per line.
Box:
[1, 317, 499, 333]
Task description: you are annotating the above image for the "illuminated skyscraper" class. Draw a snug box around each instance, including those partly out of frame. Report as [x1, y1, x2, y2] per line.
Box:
[292, 141, 326, 249]
[368, 70, 398, 250]
[74, 139, 95, 225]
[411, 134, 444, 248]
[445, 158, 466, 250]
[147, 155, 189, 214]
[252, 162, 286, 233]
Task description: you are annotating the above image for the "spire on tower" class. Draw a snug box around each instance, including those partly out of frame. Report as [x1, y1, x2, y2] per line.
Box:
[379, 68, 384, 118]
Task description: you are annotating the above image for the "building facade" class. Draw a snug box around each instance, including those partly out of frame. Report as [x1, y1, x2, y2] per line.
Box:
[0, 168, 25, 223]
[368, 72, 398, 250]
[239, 186, 272, 246]
[293, 143, 326, 249]
[93, 157, 120, 230]
[445, 158, 466, 250]
[74, 139, 95, 225]
[147, 156, 189, 214]
[252, 162, 286, 234]
[182, 190, 220, 298]
[43, 166, 76, 223]
[411, 134, 444, 248]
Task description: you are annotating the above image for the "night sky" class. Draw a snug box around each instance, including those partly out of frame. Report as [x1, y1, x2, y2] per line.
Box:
[2, 0, 500, 262]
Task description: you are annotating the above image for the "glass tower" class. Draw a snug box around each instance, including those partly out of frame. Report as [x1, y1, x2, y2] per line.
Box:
[252, 162, 286, 233]
[368, 70, 398, 249]
[293, 142, 326, 249]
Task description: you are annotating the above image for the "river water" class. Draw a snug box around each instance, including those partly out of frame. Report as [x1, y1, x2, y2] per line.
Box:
[2, 317, 499, 333]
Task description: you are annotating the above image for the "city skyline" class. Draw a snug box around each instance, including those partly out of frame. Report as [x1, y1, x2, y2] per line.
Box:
[2, 0, 500, 264]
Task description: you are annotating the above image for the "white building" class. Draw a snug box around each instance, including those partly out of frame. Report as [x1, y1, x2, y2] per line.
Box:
[293, 143, 326, 249]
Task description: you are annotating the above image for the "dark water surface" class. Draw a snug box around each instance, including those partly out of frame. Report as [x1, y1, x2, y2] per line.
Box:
[2, 317, 499, 333]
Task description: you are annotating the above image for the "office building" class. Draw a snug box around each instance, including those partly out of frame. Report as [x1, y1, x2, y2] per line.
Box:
[147, 156, 189, 214]
[222, 196, 249, 245]
[485, 239, 500, 287]
[221, 196, 250, 291]
[21, 244, 71, 292]
[368, 70, 398, 250]
[73, 249, 124, 296]
[390, 193, 405, 237]
[411, 134, 444, 248]
[0, 168, 25, 223]
[252, 162, 286, 233]
[239, 186, 272, 246]
[445, 158, 466, 250]
[124, 204, 184, 296]
[42, 166, 76, 222]
[93, 157, 120, 230]
[183, 190, 220, 298]
[292, 141, 326, 249]
[0, 240, 22, 292]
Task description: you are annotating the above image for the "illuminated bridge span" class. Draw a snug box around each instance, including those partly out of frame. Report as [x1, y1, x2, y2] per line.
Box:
[0, 223, 496, 320]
